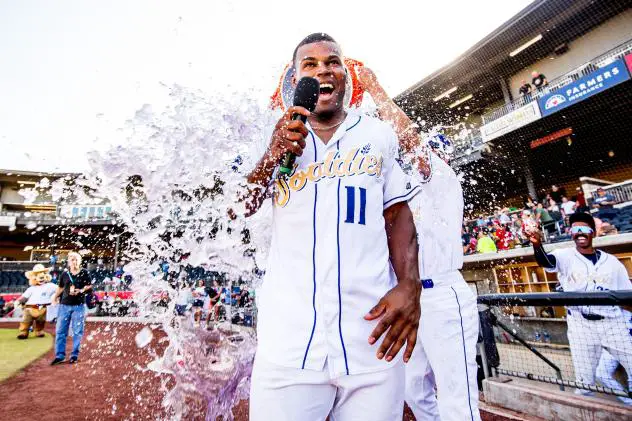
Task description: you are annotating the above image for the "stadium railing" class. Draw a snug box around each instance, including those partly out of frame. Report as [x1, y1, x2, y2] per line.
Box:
[482, 38, 632, 125]
[477, 291, 632, 400]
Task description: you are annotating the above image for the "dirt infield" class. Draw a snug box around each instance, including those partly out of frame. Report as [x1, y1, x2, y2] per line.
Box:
[0, 321, 511, 421]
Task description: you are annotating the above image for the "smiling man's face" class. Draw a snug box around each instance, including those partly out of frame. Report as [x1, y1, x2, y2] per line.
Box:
[571, 221, 594, 249]
[294, 41, 346, 117]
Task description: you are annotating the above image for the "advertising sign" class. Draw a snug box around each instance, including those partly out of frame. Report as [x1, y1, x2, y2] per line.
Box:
[538, 59, 631, 117]
[481, 101, 541, 142]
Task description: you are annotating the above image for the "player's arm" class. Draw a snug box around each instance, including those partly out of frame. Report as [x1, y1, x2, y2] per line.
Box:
[357, 68, 430, 172]
[365, 201, 421, 363]
[527, 230, 557, 269]
[17, 289, 31, 305]
[243, 106, 310, 216]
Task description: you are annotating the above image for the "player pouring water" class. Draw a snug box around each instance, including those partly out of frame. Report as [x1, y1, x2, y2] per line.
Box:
[358, 67, 482, 421]
[244, 33, 421, 421]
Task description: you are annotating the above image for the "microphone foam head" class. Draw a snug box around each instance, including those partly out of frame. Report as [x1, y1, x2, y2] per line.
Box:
[293, 77, 320, 112]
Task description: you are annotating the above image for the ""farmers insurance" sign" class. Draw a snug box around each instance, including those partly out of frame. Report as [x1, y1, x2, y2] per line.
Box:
[538, 59, 630, 117]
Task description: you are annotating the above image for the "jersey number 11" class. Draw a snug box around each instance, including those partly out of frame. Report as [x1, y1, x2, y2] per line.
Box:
[344, 186, 367, 225]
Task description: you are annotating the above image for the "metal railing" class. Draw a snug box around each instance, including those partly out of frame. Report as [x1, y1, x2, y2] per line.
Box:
[0, 207, 115, 223]
[478, 291, 632, 400]
[597, 179, 632, 205]
[482, 38, 632, 125]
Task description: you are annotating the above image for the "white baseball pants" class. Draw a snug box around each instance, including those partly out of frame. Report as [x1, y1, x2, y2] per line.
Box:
[405, 280, 481, 421]
[249, 356, 404, 421]
[595, 349, 632, 405]
[567, 311, 632, 393]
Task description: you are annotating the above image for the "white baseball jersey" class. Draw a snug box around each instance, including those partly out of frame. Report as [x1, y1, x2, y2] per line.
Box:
[22, 283, 57, 305]
[404, 151, 481, 421]
[546, 248, 632, 317]
[408, 151, 464, 281]
[254, 110, 420, 377]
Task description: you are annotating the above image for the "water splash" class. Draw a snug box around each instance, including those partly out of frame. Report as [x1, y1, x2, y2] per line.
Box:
[26, 83, 278, 419]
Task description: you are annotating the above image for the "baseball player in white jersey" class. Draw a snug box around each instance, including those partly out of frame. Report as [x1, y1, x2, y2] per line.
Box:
[244, 33, 421, 421]
[596, 348, 632, 405]
[404, 147, 481, 421]
[358, 67, 481, 421]
[528, 212, 632, 397]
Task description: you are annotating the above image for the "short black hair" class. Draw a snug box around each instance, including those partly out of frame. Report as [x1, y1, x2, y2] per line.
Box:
[569, 212, 596, 231]
[292, 33, 338, 66]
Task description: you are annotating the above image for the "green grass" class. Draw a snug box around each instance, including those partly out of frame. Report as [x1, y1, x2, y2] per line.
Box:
[0, 328, 53, 381]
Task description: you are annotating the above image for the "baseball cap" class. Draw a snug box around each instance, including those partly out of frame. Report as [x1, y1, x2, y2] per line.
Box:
[569, 212, 596, 231]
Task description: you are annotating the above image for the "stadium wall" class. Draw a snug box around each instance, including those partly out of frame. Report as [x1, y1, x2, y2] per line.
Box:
[0, 247, 30, 261]
[508, 8, 632, 97]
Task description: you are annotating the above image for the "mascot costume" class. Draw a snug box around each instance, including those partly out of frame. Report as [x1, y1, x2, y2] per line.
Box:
[17, 264, 57, 339]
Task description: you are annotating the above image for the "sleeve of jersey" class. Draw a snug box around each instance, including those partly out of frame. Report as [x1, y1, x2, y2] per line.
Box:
[544, 249, 564, 273]
[22, 287, 33, 299]
[382, 128, 421, 209]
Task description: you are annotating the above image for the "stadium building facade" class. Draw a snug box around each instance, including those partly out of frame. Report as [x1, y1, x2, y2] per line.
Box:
[397, 0, 632, 304]
[396, 0, 632, 215]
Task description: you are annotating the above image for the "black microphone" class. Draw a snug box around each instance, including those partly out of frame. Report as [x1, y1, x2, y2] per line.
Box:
[279, 77, 320, 176]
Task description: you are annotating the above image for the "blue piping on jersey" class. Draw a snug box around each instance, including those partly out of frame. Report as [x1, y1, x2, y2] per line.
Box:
[302, 132, 318, 369]
[346, 115, 362, 132]
[336, 137, 350, 375]
[451, 286, 474, 421]
[383, 184, 421, 207]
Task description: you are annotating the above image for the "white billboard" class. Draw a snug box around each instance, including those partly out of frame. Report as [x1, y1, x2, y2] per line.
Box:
[481, 101, 542, 142]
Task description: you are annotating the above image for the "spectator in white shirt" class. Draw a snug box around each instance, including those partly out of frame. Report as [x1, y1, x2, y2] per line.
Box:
[498, 208, 511, 225]
[561, 196, 576, 217]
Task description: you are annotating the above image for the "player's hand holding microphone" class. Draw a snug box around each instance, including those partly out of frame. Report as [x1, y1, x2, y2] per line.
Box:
[267, 77, 320, 175]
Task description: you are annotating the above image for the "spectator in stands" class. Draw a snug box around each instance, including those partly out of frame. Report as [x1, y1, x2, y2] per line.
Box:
[550, 185, 566, 203]
[560, 196, 576, 217]
[594, 216, 618, 237]
[192, 279, 207, 326]
[205, 280, 222, 325]
[575, 187, 589, 213]
[493, 222, 512, 251]
[50, 251, 93, 365]
[518, 80, 532, 97]
[592, 188, 617, 219]
[524, 196, 536, 211]
[535, 202, 555, 234]
[531, 70, 548, 90]
[476, 229, 497, 254]
[498, 208, 511, 225]
[462, 226, 474, 255]
[174, 280, 191, 316]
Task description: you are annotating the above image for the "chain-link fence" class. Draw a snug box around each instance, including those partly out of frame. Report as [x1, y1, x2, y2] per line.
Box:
[477, 291, 632, 404]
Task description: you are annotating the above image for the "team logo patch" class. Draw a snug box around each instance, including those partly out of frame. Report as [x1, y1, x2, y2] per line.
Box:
[274, 148, 383, 207]
[361, 143, 372, 154]
[544, 94, 566, 110]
